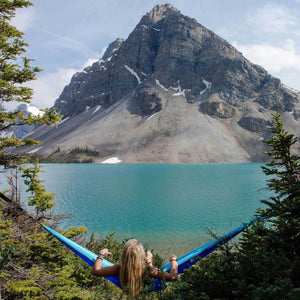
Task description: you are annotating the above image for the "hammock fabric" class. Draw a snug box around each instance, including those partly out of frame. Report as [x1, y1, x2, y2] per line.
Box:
[42, 218, 257, 290]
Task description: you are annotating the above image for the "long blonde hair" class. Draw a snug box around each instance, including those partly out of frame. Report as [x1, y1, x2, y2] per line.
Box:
[120, 239, 145, 299]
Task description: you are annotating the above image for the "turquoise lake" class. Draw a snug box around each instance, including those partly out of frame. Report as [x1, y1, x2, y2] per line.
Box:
[2, 163, 271, 259]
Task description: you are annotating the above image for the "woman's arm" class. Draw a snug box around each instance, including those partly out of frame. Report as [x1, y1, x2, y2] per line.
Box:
[91, 248, 121, 277]
[146, 252, 178, 281]
[167, 255, 178, 280]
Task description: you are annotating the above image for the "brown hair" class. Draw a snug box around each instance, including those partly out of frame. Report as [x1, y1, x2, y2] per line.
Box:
[119, 239, 145, 299]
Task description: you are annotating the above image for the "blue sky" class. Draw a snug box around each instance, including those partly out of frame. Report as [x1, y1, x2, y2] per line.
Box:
[12, 0, 300, 108]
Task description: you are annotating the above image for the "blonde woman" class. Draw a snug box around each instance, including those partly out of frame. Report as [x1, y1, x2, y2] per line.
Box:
[91, 239, 178, 299]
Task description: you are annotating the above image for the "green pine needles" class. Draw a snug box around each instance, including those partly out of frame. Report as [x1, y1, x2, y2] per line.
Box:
[0, 0, 61, 167]
[21, 161, 55, 220]
[261, 112, 300, 218]
[263, 112, 299, 185]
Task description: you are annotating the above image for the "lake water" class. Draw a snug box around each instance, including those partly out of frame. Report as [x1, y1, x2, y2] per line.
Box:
[1, 163, 271, 259]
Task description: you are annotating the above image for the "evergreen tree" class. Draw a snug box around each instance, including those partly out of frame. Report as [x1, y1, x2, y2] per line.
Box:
[166, 113, 300, 299]
[260, 112, 300, 258]
[0, 0, 61, 167]
[231, 112, 300, 299]
[21, 161, 55, 220]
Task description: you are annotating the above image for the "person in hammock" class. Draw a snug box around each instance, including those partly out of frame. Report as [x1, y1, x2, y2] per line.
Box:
[91, 239, 178, 299]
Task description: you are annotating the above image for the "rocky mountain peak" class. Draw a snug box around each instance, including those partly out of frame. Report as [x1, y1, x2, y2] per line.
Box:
[145, 3, 180, 23]
[54, 3, 299, 119]
[33, 4, 300, 163]
[101, 38, 124, 61]
[54, 4, 299, 119]
[2, 104, 41, 138]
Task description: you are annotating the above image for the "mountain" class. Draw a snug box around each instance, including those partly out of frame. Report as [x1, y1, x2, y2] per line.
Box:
[24, 4, 300, 163]
[1, 104, 41, 139]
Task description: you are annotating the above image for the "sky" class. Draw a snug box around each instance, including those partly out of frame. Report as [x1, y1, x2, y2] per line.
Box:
[11, 0, 300, 109]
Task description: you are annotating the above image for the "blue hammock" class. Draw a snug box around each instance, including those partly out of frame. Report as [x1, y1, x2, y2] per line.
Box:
[42, 218, 257, 290]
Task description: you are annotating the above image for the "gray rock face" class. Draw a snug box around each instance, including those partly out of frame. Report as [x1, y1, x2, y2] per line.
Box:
[130, 90, 162, 117]
[238, 117, 272, 134]
[54, 4, 299, 118]
[200, 99, 236, 118]
[23, 4, 300, 163]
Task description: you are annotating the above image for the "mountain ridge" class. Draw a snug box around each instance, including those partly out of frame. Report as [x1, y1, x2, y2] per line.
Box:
[22, 4, 300, 163]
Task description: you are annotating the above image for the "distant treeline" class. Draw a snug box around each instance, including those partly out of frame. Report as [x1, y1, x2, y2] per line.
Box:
[29, 147, 100, 163]
[69, 147, 99, 156]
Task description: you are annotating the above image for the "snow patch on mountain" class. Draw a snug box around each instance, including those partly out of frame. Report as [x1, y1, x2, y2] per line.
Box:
[27, 105, 42, 116]
[93, 105, 101, 114]
[58, 117, 70, 125]
[146, 112, 159, 121]
[101, 157, 122, 164]
[200, 79, 212, 95]
[124, 65, 141, 84]
[28, 147, 42, 154]
[171, 82, 190, 97]
[0, 131, 13, 138]
[150, 26, 160, 31]
[155, 79, 168, 91]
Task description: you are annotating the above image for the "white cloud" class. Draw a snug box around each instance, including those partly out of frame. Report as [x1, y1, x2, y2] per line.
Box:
[100, 47, 107, 58]
[234, 40, 300, 90]
[11, 6, 35, 32]
[83, 57, 99, 69]
[27, 68, 77, 109]
[43, 30, 94, 56]
[235, 40, 300, 73]
[78, 47, 107, 70]
[27, 56, 101, 109]
[250, 3, 297, 34]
